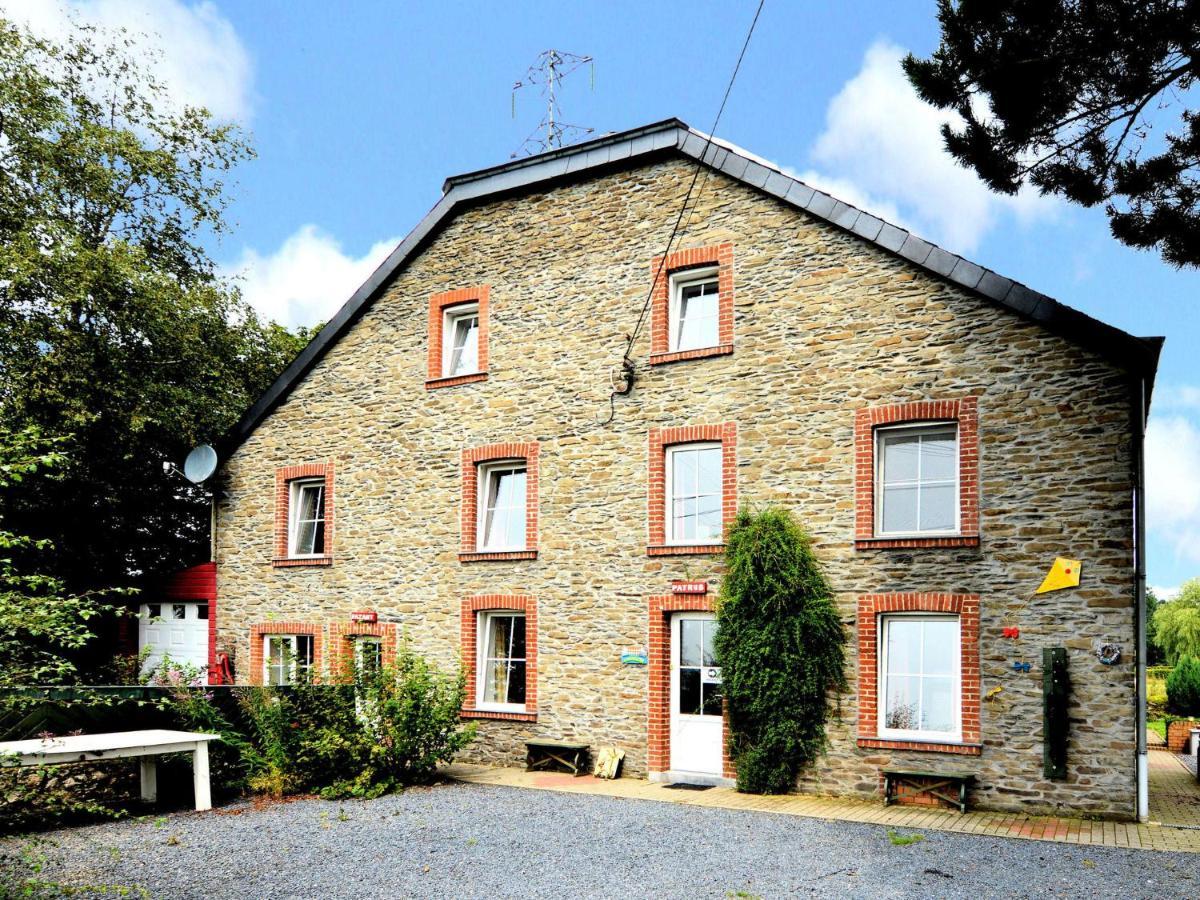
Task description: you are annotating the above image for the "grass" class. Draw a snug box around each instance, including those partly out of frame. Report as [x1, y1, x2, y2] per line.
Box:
[1149, 718, 1167, 740]
[887, 829, 925, 846]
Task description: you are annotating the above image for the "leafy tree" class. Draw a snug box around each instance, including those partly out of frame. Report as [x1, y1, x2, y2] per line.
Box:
[715, 508, 846, 794]
[1146, 586, 1167, 666]
[0, 426, 123, 685]
[905, 1, 1200, 267]
[0, 18, 311, 596]
[1166, 655, 1200, 717]
[1154, 579, 1200, 665]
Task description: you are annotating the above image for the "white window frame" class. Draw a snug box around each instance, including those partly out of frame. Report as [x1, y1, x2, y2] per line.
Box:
[476, 610, 527, 713]
[877, 614, 962, 743]
[667, 266, 720, 353]
[442, 302, 481, 378]
[476, 459, 528, 552]
[664, 441, 723, 546]
[262, 633, 314, 686]
[287, 478, 326, 558]
[874, 422, 960, 538]
[353, 636, 383, 676]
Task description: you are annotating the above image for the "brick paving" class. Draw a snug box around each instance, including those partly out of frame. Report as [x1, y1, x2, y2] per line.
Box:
[446, 748, 1200, 853]
[1150, 746, 1200, 827]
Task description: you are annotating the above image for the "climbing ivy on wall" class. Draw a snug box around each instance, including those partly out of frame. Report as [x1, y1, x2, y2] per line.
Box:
[715, 508, 846, 794]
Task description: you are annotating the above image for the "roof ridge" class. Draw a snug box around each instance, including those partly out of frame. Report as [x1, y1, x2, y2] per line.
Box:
[218, 120, 1162, 457]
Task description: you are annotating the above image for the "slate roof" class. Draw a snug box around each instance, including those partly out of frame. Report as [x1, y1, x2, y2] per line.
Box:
[219, 118, 1163, 456]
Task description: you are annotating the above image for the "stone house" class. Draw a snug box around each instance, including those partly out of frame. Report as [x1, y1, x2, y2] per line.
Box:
[206, 119, 1161, 819]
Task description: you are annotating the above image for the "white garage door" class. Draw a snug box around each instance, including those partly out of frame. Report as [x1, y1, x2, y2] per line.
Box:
[138, 602, 209, 676]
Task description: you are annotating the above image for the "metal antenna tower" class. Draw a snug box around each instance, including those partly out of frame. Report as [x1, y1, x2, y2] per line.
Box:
[511, 49, 594, 158]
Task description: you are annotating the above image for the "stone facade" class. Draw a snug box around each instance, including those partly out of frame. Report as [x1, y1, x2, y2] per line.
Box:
[214, 155, 1141, 819]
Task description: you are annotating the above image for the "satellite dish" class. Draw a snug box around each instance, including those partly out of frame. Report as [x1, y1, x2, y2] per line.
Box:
[183, 444, 218, 484]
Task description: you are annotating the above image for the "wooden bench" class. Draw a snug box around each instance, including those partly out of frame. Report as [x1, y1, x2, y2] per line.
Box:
[882, 769, 975, 814]
[525, 739, 589, 776]
[0, 729, 220, 811]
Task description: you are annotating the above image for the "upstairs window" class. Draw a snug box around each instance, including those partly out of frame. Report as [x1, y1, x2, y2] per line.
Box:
[288, 478, 326, 557]
[442, 303, 480, 377]
[264, 634, 314, 685]
[666, 443, 723, 545]
[427, 286, 489, 388]
[477, 610, 527, 712]
[669, 268, 720, 352]
[875, 424, 959, 537]
[478, 461, 527, 551]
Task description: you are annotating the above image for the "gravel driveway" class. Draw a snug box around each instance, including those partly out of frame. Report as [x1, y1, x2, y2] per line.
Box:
[3, 781, 1197, 899]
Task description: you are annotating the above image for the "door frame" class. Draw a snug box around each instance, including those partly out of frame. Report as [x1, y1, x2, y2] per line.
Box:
[647, 593, 732, 786]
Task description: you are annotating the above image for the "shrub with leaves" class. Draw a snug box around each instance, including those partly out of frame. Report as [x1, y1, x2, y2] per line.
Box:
[1167, 655, 1200, 717]
[715, 508, 846, 794]
[235, 643, 474, 800]
[328, 644, 476, 798]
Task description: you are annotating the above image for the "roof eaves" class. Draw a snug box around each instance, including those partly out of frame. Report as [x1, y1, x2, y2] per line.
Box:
[220, 118, 1162, 459]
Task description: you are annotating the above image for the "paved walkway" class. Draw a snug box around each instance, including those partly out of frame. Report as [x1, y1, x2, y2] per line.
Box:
[447, 748, 1200, 854]
[1150, 747, 1200, 827]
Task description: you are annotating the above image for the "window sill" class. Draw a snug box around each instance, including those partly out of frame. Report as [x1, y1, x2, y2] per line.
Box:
[857, 737, 981, 756]
[460, 708, 537, 723]
[647, 543, 724, 557]
[426, 372, 488, 390]
[272, 556, 333, 568]
[649, 344, 733, 365]
[855, 535, 979, 550]
[459, 550, 538, 562]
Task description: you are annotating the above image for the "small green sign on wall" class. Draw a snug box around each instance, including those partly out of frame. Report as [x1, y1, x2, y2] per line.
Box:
[621, 651, 648, 666]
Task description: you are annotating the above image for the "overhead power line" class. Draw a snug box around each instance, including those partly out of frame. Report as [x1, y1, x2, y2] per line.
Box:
[620, 0, 766, 368]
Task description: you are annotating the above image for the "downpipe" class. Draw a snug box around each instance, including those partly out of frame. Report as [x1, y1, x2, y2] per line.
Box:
[1134, 376, 1149, 822]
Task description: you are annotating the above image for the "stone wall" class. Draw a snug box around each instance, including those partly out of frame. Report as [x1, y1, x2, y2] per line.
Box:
[214, 156, 1139, 818]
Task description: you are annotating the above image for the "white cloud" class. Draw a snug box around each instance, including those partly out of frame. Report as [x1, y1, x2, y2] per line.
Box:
[1151, 585, 1182, 602]
[1145, 414, 1200, 564]
[223, 225, 400, 328]
[803, 40, 1056, 254]
[1, 0, 254, 122]
[1157, 383, 1200, 411]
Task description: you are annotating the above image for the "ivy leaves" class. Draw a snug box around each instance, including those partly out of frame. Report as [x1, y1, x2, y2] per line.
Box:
[716, 508, 846, 794]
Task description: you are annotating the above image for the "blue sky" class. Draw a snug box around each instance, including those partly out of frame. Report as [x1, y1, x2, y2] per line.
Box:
[7, 0, 1199, 594]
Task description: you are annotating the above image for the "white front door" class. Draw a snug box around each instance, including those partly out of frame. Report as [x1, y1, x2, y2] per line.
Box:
[669, 613, 724, 780]
[138, 602, 209, 676]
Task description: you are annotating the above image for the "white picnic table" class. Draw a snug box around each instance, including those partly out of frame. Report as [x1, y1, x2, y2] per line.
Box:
[0, 729, 219, 811]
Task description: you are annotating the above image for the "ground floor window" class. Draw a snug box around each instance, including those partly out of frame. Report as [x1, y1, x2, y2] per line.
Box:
[354, 636, 383, 677]
[477, 611, 526, 712]
[264, 634, 315, 685]
[879, 615, 960, 741]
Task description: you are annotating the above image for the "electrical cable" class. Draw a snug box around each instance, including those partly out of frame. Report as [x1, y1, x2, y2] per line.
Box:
[547, 0, 767, 438]
[620, 0, 766, 368]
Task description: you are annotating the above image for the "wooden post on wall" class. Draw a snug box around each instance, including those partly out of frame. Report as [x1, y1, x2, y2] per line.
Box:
[1043, 647, 1069, 780]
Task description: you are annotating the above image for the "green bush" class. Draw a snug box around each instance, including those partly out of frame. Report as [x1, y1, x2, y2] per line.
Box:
[1167, 656, 1200, 717]
[237, 643, 475, 800]
[715, 508, 846, 794]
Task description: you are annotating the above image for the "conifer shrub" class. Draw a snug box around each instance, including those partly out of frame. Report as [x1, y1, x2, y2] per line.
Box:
[1167, 655, 1200, 717]
[715, 508, 846, 794]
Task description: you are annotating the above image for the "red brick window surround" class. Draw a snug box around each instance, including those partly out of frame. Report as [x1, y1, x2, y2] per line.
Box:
[328, 621, 398, 680]
[426, 286, 490, 389]
[248, 622, 322, 686]
[460, 442, 539, 562]
[648, 424, 737, 556]
[854, 397, 979, 549]
[647, 594, 734, 779]
[856, 593, 981, 755]
[649, 242, 734, 365]
[273, 463, 334, 567]
[460, 595, 537, 722]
